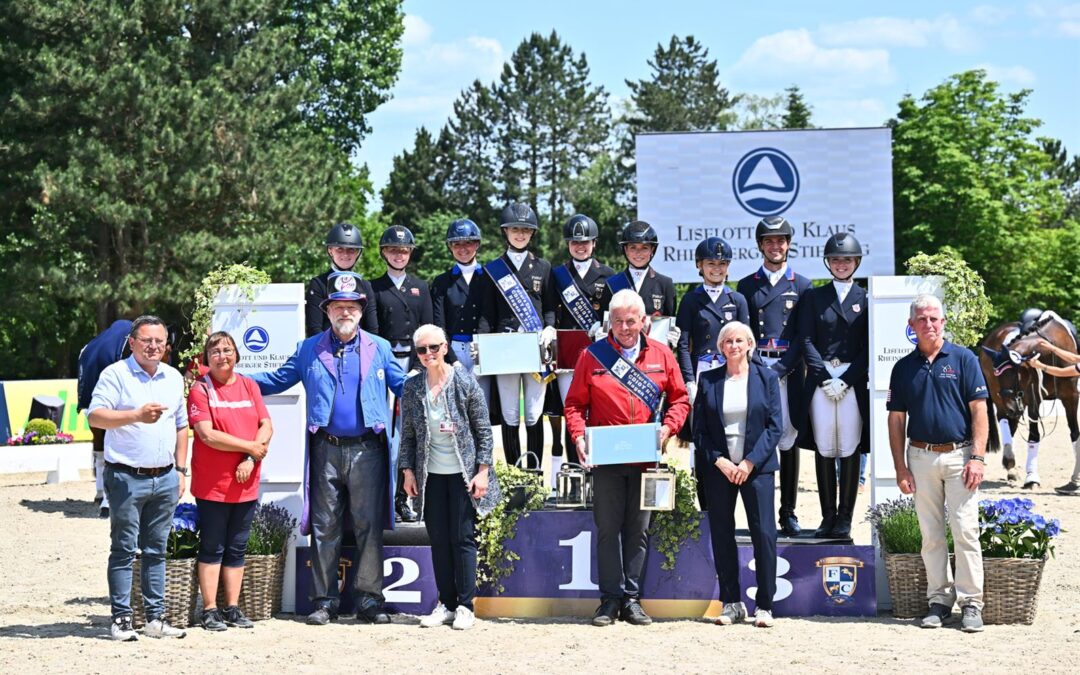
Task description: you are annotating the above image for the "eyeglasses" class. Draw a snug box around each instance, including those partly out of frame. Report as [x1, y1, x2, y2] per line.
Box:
[134, 337, 166, 347]
[208, 348, 236, 358]
[416, 343, 444, 355]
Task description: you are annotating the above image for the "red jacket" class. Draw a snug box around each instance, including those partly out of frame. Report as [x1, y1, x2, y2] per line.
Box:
[564, 334, 690, 444]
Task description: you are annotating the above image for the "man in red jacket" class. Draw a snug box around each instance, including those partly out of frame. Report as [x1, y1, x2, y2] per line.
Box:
[565, 289, 689, 628]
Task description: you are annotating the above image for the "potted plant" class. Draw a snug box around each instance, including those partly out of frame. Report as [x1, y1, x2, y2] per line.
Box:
[178, 263, 271, 377]
[979, 497, 1060, 624]
[647, 461, 702, 572]
[130, 503, 199, 628]
[5, 418, 74, 446]
[220, 502, 297, 620]
[866, 496, 954, 618]
[476, 461, 546, 593]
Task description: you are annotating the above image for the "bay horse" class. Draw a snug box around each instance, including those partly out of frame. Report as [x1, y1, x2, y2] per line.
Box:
[979, 312, 1080, 494]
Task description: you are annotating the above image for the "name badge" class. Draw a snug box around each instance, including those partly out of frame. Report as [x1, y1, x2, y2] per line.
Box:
[439, 421, 455, 434]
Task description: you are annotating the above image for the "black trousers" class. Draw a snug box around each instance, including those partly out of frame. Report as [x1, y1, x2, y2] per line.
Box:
[424, 472, 479, 611]
[702, 465, 777, 610]
[592, 464, 651, 603]
[309, 434, 388, 611]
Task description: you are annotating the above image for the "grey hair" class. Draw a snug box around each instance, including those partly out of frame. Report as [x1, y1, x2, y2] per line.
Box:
[716, 321, 756, 361]
[909, 294, 945, 320]
[412, 323, 447, 347]
[608, 288, 646, 318]
[129, 315, 165, 338]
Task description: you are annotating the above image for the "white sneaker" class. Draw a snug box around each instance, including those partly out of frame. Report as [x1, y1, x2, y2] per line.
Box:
[144, 618, 186, 639]
[452, 606, 475, 630]
[110, 615, 137, 642]
[753, 608, 775, 628]
[420, 603, 455, 628]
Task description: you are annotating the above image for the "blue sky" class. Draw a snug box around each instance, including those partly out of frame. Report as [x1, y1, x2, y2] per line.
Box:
[361, 0, 1080, 210]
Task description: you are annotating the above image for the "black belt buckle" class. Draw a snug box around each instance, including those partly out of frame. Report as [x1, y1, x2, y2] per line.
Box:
[759, 349, 785, 358]
[319, 430, 377, 447]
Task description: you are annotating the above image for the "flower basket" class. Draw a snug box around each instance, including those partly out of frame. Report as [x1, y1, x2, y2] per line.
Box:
[882, 552, 928, 619]
[129, 556, 198, 628]
[982, 555, 1047, 625]
[215, 552, 286, 620]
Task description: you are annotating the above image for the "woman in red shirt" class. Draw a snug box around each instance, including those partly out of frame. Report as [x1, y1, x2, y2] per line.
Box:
[187, 331, 273, 631]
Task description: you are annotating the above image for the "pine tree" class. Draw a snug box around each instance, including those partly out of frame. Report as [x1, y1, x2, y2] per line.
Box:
[781, 85, 813, 129]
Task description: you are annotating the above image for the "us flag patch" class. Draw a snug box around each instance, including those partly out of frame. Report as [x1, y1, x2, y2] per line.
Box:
[411, 288, 420, 296]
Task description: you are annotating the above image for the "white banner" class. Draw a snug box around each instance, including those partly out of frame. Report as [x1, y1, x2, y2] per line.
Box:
[636, 128, 895, 282]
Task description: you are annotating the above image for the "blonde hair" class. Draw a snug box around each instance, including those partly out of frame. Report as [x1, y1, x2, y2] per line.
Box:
[716, 321, 756, 362]
[412, 324, 447, 346]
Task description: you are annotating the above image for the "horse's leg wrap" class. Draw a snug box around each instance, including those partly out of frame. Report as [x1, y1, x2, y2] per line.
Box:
[1024, 441, 1041, 487]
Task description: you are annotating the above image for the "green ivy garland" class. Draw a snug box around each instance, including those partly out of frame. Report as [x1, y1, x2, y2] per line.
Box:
[476, 461, 546, 593]
[179, 263, 271, 365]
[647, 461, 702, 571]
[904, 248, 993, 347]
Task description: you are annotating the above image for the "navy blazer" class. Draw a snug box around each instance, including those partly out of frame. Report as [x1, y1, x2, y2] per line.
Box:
[692, 362, 782, 474]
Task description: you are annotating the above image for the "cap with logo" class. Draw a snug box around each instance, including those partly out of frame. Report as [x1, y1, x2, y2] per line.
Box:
[320, 271, 368, 311]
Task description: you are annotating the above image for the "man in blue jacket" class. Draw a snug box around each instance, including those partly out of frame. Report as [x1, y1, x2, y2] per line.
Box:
[252, 271, 406, 626]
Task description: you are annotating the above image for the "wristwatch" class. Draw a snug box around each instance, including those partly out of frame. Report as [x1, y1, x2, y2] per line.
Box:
[176, 465, 190, 476]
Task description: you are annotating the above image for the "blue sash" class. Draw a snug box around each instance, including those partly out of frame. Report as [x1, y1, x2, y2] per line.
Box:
[485, 257, 544, 333]
[553, 263, 598, 330]
[605, 271, 633, 296]
[587, 339, 661, 415]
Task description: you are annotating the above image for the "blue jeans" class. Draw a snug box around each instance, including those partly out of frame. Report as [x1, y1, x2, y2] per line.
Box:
[104, 466, 179, 620]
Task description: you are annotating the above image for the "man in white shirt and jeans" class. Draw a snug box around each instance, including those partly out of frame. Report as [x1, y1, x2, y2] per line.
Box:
[88, 315, 189, 642]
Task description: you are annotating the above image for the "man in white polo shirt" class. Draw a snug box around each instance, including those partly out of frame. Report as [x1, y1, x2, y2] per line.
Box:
[88, 315, 189, 642]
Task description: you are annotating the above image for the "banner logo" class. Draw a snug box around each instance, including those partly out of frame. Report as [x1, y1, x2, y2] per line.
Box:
[732, 147, 800, 216]
[243, 326, 269, 353]
[816, 556, 864, 605]
[905, 325, 918, 345]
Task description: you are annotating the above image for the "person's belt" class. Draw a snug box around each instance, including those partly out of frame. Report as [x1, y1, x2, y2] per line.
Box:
[909, 440, 973, 453]
[105, 461, 174, 477]
[759, 349, 785, 358]
[316, 429, 381, 447]
[451, 334, 473, 342]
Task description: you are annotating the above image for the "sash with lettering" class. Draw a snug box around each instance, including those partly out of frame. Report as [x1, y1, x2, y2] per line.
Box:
[552, 263, 598, 330]
[485, 257, 552, 381]
[587, 339, 662, 415]
[605, 270, 633, 296]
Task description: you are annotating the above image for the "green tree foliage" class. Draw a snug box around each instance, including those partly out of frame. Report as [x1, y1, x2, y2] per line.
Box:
[441, 82, 501, 229]
[891, 70, 1066, 323]
[735, 93, 785, 130]
[0, 0, 404, 378]
[565, 153, 633, 267]
[493, 31, 611, 258]
[379, 126, 451, 229]
[1040, 139, 1080, 223]
[781, 85, 814, 129]
[904, 249, 993, 346]
[619, 35, 738, 211]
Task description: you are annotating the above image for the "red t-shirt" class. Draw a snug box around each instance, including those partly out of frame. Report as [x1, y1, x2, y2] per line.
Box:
[187, 374, 269, 502]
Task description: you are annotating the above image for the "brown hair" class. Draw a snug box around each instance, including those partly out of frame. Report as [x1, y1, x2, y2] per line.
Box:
[202, 331, 238, 363]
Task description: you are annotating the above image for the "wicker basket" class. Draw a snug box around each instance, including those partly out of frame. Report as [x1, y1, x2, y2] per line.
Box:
[214, 552, 286, 621]
[129, 557, 198, 628]
[982, 556, 1046, 625]
[883, 552, 929, 619]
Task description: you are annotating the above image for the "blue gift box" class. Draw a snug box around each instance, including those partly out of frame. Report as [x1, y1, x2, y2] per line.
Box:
[587, 423, 660, 465]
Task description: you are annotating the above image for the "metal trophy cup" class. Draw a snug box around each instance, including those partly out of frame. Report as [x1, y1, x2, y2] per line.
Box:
[515, 451, 544, 482]
[555, 463, 589, 509]
[640, 465, 676, 511]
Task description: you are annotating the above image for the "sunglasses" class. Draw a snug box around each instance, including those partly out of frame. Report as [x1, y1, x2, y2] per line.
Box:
[415, 343, 444, 355]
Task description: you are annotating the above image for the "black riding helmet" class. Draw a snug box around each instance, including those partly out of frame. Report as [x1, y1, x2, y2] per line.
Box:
[563, 214, 599, 242]
[755, 216, 794, 243]
[823, 232, 863, 280]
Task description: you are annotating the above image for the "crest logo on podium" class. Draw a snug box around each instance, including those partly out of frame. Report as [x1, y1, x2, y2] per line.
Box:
[816, 556, 864, 604]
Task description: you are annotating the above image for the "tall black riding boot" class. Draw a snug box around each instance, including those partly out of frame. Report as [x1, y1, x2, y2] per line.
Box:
[813, 453, 838, 538]
[830, 453, 861, 539]
[778, 450, 802, 536]
[502, 425, 522, 468]
[525, 422, 545, 470]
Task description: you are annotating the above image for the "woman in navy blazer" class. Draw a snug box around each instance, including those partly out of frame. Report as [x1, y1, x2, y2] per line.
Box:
[693, 321, 782, 628]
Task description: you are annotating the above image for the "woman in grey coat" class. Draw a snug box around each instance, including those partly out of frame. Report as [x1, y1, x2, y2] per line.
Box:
[400, 324, 501, 631]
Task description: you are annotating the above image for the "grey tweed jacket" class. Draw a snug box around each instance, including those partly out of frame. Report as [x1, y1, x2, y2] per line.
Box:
[398, 362, 501, 516]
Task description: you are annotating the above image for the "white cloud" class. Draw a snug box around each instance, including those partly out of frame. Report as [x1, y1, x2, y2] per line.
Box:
[976, 64, 1038, 85]
[402, 14, 433, 47]
[817, 15, 977, 52]
[1063, 21, 1080, 36]
[731, 29, 893, 88]
[970, 5, 1014, 24]
[383, 18, 505, 117]
[1027, 2, 1080, 35]
[811, 98, 891, 129]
